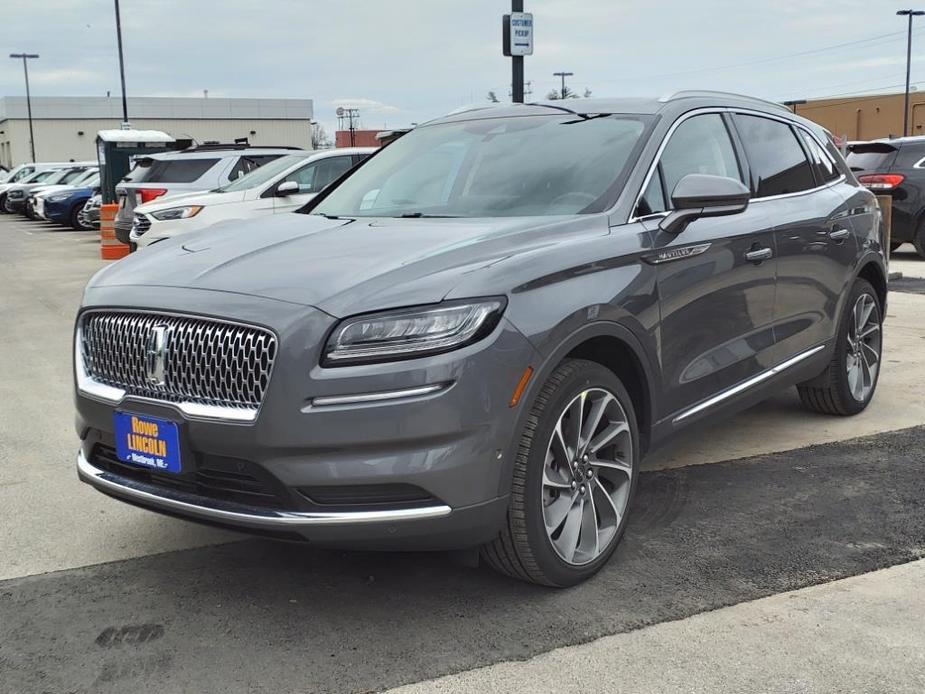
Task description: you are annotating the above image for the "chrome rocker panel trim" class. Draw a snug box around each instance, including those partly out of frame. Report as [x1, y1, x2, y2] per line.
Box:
[77, 450, 453, 528]
[673, 344, 827, 423]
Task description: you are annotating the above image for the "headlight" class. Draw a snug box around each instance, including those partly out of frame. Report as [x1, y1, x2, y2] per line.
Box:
[151, 205, 203, 221]
[323, 298, 506, 366]
[47, 193, 69, 202]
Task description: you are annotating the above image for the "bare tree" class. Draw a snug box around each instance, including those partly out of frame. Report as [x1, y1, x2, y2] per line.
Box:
[311, 122, 331, 149]
[487, 90, 500, 103]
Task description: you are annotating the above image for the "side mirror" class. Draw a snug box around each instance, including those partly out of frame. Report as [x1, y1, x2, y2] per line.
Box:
[659, 174, 751, 234]
[276, 181, 300, 197]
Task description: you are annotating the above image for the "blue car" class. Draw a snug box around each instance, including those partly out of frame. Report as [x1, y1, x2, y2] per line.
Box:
[39, 181, 99, 230]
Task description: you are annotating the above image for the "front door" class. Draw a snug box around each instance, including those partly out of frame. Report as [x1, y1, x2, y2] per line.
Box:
[637, 112, 778, 419]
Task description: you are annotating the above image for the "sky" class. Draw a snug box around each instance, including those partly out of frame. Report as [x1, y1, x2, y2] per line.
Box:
[1, 0, 924, 138]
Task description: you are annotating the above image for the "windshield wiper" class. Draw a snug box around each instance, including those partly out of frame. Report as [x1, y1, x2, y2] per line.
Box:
[312, 212, 347, 220]
[397, 212, 459, 218]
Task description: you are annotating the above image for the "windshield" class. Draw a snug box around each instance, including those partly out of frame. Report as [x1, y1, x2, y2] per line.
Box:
[22, 170, 55, 184]
[312, 113, 651, 218]
[215, 154, 310, 192]
[72, 169, 98, 185]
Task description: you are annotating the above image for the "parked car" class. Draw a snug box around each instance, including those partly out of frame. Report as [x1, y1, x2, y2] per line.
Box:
[130, 148, 374, 248]
[0, 162, 88, 212]
[26, 168, 99, 219]
[35, 174, 100, 229]
[80, 193, 102, 230]
[846, 137, 925, 256]
[5, 164, 96, 215]
[74, 93, 886, 586]
[113, 145, 301, 244]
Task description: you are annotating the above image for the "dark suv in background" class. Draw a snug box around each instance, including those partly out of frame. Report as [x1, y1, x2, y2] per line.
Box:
[847, 137, 925, 256]
[75, 92, 886, 586]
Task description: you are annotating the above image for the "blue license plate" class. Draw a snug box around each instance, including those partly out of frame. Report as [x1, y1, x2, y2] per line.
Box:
[114, 412, 182, 474]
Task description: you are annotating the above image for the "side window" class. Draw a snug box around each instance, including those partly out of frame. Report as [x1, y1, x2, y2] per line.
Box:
[283, 156, 353, 194]
[735, 115, 816, 197]
[798, 129, 840, 184]
[659, 114, 742, 203]
[311, 156, 354, 191]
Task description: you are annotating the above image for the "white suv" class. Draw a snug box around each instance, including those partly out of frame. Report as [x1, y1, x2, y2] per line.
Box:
[130, 147, 374, 248]
[114, 145, 302, 244]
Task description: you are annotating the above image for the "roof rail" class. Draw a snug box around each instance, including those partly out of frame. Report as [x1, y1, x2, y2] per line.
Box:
[181, 143, 303, 152]
[659, 90, 790, 113]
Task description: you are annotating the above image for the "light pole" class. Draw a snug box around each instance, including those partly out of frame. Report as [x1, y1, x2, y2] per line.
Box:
[553, 71, 574, 99]
[897, 9, 924, 137]
[113, 0, 129, 126]
[9, 53, 39, 162]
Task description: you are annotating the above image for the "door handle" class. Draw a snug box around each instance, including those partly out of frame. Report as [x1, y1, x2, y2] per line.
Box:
[828, 228, 850, 241]
[744, 247, 773, 263]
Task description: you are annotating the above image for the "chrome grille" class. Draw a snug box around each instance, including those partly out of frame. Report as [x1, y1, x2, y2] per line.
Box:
[133, 213, 151, 236]
[80, 311, 277, 413]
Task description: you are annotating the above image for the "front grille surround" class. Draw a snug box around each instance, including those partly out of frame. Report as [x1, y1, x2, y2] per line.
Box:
[78, 310, 278, 420]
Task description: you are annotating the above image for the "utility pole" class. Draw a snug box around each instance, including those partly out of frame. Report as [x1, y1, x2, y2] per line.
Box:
[9, 53, 39, 162]
[897, 9, 924, 137]
[114, 0, 130, 127]
[553, 71, 574, 99]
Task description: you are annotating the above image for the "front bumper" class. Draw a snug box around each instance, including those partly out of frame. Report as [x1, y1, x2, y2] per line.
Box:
[5, 196, 25, 213]
[75, 289, 536, 549]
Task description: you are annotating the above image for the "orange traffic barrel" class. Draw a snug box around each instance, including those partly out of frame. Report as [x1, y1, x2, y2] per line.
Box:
[99, 203, 130, 260]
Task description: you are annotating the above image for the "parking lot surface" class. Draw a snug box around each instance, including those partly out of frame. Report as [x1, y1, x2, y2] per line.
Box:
[2, 216, 925, 692]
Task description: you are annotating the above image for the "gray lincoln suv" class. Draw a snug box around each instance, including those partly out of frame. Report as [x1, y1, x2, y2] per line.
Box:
[75, 92, 887, 586]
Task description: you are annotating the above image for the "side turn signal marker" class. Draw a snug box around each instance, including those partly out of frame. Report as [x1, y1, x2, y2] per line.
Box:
[509, 366, 534, 408]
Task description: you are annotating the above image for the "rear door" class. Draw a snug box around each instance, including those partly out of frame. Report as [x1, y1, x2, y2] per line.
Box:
[732, 113, 855, 362]
[641, 111, 777, 419]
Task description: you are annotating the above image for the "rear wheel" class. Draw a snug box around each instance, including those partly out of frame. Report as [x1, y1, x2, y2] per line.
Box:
[914, 220, 925, 258]
[0, 193, 6, 213]
[481, 359, 639, 587]
[797, 278, 882, 416]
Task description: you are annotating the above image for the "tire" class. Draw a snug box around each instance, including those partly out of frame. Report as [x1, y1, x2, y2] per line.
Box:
[70, 203, 89, 230]
[915, 224, 925, 259]
[0, 194, 6, 213]
[797, 278, 882, 416]
[24, 200, 34, 220]
[481, 358, 640, 587]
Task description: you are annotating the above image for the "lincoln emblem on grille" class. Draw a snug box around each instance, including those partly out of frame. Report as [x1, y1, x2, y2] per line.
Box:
[145, 325, 169, 386]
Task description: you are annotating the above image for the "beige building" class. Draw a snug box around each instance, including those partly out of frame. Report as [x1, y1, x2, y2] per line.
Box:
[792, 91, 925, 141]
[0, 96, 314, 167]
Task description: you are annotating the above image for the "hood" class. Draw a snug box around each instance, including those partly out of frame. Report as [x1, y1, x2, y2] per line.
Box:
[136, 189, 246, 214]
[38, 184, 91, 199]
[89, 212, 608, 316]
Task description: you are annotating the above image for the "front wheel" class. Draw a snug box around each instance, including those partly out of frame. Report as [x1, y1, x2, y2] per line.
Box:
[481, 359, 640, 587]
[797, 278, 882, 415]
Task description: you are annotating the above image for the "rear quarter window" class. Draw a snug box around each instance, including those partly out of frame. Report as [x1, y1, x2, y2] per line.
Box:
[143, 158, 220, 183]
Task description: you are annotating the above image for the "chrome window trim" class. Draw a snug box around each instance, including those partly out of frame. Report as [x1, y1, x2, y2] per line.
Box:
[77, 450, 452, 526]
[673, 344, 827, 423]
[913, 155, 925, 169]
[75, 309, 279, 424]
[627, 106, 846, 224]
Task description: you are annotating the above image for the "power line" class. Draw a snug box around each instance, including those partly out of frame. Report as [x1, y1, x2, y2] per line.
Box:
[588, 28, 918, 85]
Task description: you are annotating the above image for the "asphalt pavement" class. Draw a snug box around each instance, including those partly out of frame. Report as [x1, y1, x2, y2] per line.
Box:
[2, 216, 925, 693]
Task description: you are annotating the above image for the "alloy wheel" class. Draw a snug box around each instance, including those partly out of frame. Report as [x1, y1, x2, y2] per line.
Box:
[541, 388, 633, 566]
[845, 293, 881, 403]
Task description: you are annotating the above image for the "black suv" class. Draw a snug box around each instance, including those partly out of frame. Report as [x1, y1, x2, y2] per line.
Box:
[847, 137, 925, 256]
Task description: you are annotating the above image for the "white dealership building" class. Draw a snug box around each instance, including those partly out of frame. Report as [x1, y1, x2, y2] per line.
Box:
[0, 96, 314, 167]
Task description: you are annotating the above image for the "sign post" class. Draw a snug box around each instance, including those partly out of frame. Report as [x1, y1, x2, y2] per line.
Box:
[503, 3, 533, 103]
